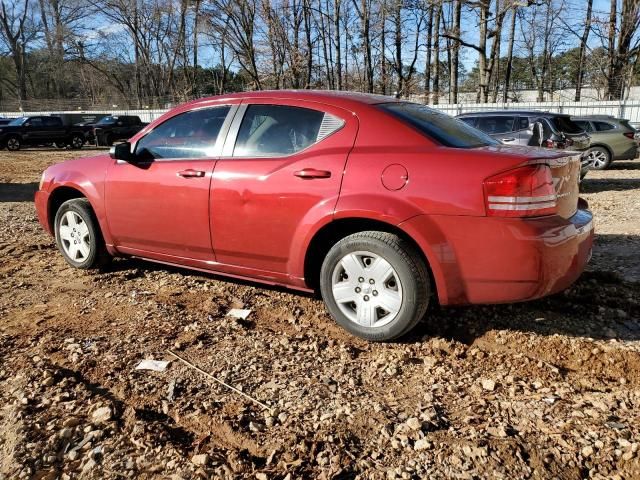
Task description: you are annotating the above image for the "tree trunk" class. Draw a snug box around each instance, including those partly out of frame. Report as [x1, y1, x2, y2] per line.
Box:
[503, 5, 517, 103]
[450, 0, 461, 103]
[574, 0, 592, 101]
[424, 5, 432, 103]
[431, 4, 441, 105]
[334, 0, 342, 89]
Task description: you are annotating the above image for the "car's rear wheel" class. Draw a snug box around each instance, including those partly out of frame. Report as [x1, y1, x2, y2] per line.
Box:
[320, 231, 430, 341]
[69, 134, 84, 150]
[587, 146, 611, 170]
[6, 135, 21, 151]
[54, 199, 110, 269]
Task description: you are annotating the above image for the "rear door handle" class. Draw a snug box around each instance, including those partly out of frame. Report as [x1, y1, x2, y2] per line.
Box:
[177, 169, 206, 178]
[294, 168, 332, 179]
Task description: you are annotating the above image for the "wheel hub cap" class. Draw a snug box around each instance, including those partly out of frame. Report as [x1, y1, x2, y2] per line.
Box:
[59, 211, 91, 262]
[331, 251, 403, 328]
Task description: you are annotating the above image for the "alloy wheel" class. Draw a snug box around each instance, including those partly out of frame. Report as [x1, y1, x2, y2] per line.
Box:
[7, 138, 19, 150]
[587, 148, 609, 169]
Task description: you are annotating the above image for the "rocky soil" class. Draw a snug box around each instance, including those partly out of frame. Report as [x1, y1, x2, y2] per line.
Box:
[1, 148, 639, 479]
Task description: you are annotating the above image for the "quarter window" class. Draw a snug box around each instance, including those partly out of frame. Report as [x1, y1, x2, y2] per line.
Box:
[594, 121, 615, 131]
[233, 105, 342, 157]
[135, 106, 230, 160]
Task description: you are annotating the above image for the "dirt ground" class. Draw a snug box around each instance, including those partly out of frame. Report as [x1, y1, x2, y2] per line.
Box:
[1, 147, 639, 480]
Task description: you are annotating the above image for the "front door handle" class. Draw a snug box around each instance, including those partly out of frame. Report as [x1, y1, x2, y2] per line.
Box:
[501, 137, 516, 142]
[294, 168, 332, 179]
[177, 169, 205, 178]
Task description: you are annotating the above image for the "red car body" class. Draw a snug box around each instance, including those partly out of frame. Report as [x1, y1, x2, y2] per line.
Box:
[35, 91, 593, 307]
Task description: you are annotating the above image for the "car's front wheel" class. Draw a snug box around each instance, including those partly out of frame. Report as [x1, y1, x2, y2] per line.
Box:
[587, 146, 611, 170]
[320, 231, 430, 341]
[54, 199, 110, 269]
[6, 135, 21, 151]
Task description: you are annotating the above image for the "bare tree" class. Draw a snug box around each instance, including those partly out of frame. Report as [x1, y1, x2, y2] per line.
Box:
[0, 0, 38, 108]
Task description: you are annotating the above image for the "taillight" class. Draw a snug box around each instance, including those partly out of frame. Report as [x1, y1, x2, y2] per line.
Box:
[623, 132, 635, 139]
[484, 165, 557, 217]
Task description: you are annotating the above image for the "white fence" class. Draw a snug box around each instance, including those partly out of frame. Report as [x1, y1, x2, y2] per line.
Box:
[2, 100, 640, 127]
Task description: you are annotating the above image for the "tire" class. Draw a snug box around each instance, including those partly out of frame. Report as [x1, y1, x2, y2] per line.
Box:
[54, 198, 110, 269]
[6, 135, 21, 151]
[69, 134, 84, 150]
[586, 146, 611, 170]
[319, 231, 430, 341]
[54, 141, 67, 149]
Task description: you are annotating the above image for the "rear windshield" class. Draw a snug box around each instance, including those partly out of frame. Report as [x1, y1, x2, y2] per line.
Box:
[378, 102, 499, 148]
[550, 116, 584, 134]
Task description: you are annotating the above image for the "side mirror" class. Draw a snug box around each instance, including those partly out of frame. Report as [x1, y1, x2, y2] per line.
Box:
[109, 141, 133, 161]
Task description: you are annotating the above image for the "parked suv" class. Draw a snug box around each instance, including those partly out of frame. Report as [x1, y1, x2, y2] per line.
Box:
[457, 111, 591, 178]
[571, 115, 639, 170]
[92, 115, 148, 146]
[35, 91, 593, 341]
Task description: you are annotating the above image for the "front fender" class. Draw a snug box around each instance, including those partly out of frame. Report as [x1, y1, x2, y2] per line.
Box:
[47, 174, 113, 248]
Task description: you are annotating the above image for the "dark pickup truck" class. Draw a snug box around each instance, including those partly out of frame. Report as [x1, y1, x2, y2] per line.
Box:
[0, 116, 88, 151]
[92, 115, 148, 146]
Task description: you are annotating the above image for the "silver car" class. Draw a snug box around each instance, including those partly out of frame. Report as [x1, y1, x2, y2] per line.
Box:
[457, 111, 592, 177]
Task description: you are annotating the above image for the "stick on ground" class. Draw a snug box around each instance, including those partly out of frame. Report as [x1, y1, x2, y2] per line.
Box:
[167, 349, 273, 412]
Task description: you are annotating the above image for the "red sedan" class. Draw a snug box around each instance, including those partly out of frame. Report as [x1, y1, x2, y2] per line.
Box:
[35, 91, 594, 341]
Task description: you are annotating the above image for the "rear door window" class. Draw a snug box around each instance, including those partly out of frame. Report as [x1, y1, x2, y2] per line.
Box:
[476, 116, 515, 135]
[44, 117, 62, 127]
[516, 117, 529, 130]
[233, 105, 342, 157]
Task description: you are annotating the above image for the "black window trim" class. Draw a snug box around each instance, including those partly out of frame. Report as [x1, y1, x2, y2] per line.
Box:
[223, 103, 345, 159]
[126, 104, 238, 163]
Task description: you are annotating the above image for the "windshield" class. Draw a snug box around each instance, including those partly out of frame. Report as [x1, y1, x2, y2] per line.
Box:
[8, 117, 27, 126]
[551, 116, 584, 134]
[378, 102, 499, 148]
[96, 116, 118, 125]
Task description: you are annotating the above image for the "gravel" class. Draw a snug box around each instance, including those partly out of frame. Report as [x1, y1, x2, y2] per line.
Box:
[1, 149, 639, 478]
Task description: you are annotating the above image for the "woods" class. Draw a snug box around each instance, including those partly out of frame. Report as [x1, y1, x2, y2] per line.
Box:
[0, 0, 639, 110]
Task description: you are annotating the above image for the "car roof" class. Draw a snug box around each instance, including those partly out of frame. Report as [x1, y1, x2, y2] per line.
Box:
[185, 90, 400, 111]
[572, 115, 619, 121]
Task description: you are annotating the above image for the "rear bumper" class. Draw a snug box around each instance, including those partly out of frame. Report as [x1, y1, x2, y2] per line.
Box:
[400, 208, 594, 306]
[34, 189, 53, 235]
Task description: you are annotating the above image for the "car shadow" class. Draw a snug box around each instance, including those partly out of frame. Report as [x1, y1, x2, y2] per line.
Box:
[609, 160, 640, 170]
[408, 268, 639, 345]
[581, 178, 640, 193]
[0, 182, 38, 202]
